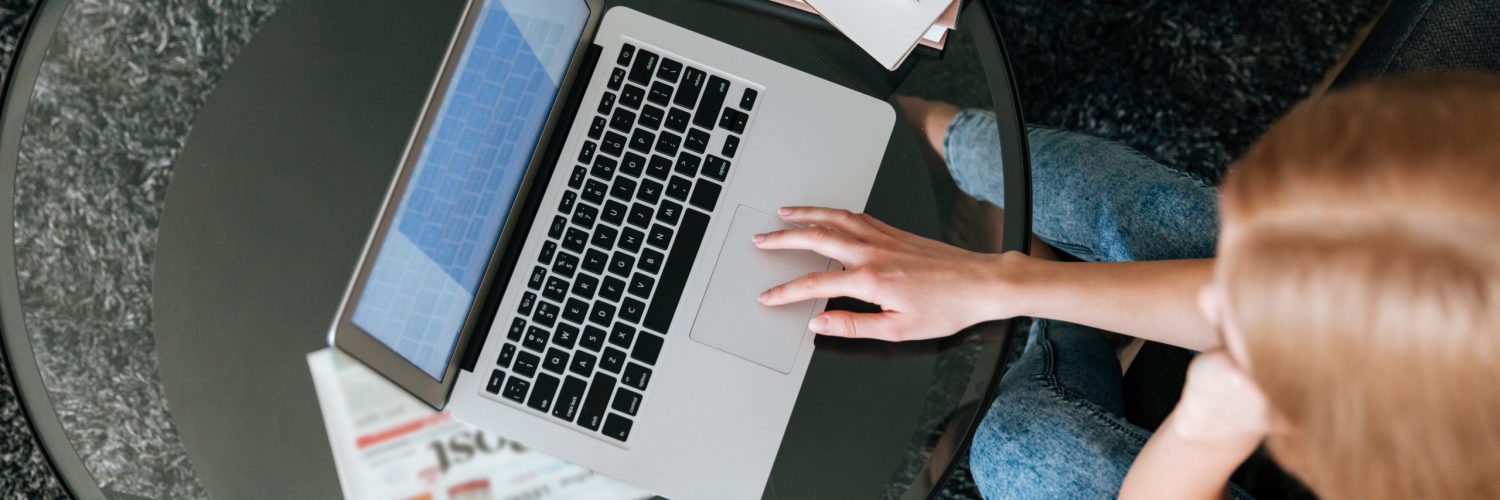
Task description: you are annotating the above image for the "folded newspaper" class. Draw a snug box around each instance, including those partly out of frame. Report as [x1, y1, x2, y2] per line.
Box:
[308, 348, 648, 500]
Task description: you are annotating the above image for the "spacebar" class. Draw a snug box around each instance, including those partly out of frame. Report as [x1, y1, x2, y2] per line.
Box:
[644, 208, 710, 334]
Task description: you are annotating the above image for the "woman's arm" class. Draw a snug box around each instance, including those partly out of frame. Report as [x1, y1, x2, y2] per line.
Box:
[755, 206, 1221, 351]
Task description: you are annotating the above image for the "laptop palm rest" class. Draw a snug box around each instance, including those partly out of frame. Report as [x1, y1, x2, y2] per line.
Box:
[690, 205, 831, 374]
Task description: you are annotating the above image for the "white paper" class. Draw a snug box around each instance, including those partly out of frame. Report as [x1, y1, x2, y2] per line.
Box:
[308, 348, 648, 500]
[803, 0, 953, 70]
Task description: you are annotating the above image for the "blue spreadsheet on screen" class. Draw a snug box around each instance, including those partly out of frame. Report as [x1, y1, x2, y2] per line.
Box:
[353, 1, 588, 380]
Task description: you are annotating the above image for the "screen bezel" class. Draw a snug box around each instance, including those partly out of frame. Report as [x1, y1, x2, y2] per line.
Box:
[330, 0, 604, 409]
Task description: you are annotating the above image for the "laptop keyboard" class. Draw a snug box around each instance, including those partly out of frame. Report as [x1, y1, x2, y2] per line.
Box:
[481, 39, 761, 444]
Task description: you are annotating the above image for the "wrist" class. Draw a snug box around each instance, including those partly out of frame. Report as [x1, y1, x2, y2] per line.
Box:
[973, 251, 1042, 321]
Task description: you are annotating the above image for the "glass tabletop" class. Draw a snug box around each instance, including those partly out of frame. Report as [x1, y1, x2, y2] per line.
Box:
[0, 0, 1030, 498]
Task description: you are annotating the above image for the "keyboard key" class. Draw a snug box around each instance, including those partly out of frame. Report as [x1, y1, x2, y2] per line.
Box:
[514, 350, 540, 378]
[703, 155, 731, 182]
[719, 108, 749, 134]
[665, 107, 691, 133]
[497, 344, 517, 368]
[620, 152, 647, 177]
[629, 129, 655, 154]
[675, 152, 700, 176]
[645, 209, 710, 334]
[582, 179, 608, 204]
[558, 190, 577, 216]
[539, 240, 557, 265]
[527, 373, 559, 412]
[740, 87, 758, 110]
[627, 203, 653, 228]
[609, 107, 635, 132]
[640, 105, 664, 130]
[591, 224, 619, 250]
[609, 251, 636, 277]
[622, 363, 652, 391]
[563, 228, 589, 253]
[502, 377, 529, 403]
[628, 49, 658, 85]
[614, 229, 640, 254]
[486, 370, 505, 394]
[518, 292, 537, 316]
[590, 301, 617, 327]
[685, 128, 709, 153]
[602, 200, 628, 226]
[722, 135, 740, 158]
[602, 413, 634, 442]
[592, 155, 617, 181]
[620, 297, 646, 324]
[572, 273, 599, 300]
[578, 141, 595, 164]
[552, 376, 587, 422]
[578, 373, 617, 431]
[571, 203, 598, 230]
[534, 301, 559, 328]
[543, 276, 568, 302]
[581, 326, 607, 351]
[632, 331, 664, 365]
[508, 318, 526, 341]
[523, 326, 550, 352]
[554, 322, 579, 349]
[676, 67, 705, 108]
[601, 276, 626, 302]
[694, 75, 730, 129]
[552, 251, 579, 278]
[611, 176, 637, 202]
[690, 179, 722, 212]
[647, 155, 672, 180]
[639, 248, 664, 275]
[601, 347, 627, 373]
[648, 224, 673, 250]
[582, 249, 609, 275]
[589, 116, 606, 139]
[617, 43, 635, 66]
[570, 350, 598, 377]
[629, 273, 654, 299]
[657, 57, 682, 82]
[612, 387, 642, 416]
[637, 180, 664, 205]
[568, 166, 586, 189]
[597, 91, 615, 114]
[655, 130, 682, 157]
[620, 84, 645, 109]
[601, 131, 626, 157]
[607, 68, 625, 91]
[528, 266, 547, 290]
[648, 81, 673, 106]
[666, 177, 692, 202]
[542, 348, 569, 374]
[609, 322, 635, 349]
[563, 298, 590, 324]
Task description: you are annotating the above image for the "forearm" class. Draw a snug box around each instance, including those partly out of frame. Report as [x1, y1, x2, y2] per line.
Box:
[1119, 410, 1260, 500]
[991, 253, 1220, 351]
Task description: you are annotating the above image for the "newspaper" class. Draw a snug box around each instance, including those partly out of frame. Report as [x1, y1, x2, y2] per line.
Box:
[308, 348, 649, 500]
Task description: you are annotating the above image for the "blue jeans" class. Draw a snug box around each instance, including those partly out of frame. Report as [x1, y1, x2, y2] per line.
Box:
[943, 110, 1245, 498]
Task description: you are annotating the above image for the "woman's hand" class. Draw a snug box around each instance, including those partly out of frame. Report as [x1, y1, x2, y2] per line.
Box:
[754, 206, 1025, 341]
[1170, 350, 1272, 445]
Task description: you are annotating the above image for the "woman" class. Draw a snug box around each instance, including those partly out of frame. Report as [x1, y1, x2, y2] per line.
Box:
[752, 73, 1500, 498]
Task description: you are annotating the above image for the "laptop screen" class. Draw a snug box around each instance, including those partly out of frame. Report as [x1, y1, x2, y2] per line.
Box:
[352, 0, 589, 380]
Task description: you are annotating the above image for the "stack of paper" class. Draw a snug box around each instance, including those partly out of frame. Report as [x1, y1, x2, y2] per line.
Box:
[768, 0, 959, 70]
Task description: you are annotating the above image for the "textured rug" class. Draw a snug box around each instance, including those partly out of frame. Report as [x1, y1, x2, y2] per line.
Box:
[0, 0, 1379, 497]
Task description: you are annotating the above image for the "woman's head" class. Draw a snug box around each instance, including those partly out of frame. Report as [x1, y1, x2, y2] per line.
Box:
[1212, 72, 1500, 499]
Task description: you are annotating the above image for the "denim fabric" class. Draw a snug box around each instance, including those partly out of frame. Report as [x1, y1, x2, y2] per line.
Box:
[942, 110, 1220, 262]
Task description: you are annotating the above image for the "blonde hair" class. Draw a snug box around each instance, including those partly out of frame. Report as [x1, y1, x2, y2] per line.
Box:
[1220, 72, 1500, 499]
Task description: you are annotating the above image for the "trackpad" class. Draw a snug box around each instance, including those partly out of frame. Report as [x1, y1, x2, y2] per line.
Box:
[691, 205, 831, 374]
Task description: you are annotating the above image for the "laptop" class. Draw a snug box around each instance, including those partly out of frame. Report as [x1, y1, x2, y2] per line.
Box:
[330, 1, 893, 498]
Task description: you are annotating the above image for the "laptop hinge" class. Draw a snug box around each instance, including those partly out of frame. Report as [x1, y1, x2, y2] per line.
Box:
[460, 42, 603, 373]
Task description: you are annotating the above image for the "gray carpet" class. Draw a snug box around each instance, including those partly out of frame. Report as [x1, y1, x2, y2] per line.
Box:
[0, 0, 1378, 498]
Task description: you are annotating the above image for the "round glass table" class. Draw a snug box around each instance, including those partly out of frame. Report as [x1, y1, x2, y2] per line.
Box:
[0, 0, 1030, 497]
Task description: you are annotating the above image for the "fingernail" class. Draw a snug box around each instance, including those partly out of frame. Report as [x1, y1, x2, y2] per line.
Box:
[757, 291, 769, 303]
[752, 233, 764, 243]
[808, 317, 828, 333]
[779, 207, 792, 216]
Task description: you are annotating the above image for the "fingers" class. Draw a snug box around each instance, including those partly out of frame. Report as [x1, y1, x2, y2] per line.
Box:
[777, 206, 886, 240]
[753, 225, 869, 264]
[759, 270, 874, 306]
[808, 310, 902, 340]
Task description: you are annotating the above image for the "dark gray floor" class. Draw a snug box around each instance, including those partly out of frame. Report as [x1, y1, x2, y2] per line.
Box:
[0, 0, 1378, 498]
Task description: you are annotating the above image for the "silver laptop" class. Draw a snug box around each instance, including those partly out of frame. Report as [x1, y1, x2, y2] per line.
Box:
[330, 1, 893, 498]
